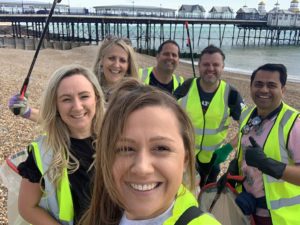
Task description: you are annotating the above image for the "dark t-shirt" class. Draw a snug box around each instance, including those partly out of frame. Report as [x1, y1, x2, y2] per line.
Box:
[149, 72, 175, 95]
[174, 77, 245, 121]
[18, 137, 94, 224]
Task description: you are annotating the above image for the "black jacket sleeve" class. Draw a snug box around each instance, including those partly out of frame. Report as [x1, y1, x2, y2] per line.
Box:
[228, 85, 245, 121]
[173, 78, 194, 100]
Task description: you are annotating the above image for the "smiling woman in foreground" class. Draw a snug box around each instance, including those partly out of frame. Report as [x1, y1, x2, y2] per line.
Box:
[79, 78, 220, 225]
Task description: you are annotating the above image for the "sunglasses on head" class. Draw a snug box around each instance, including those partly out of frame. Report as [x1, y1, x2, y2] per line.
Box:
[104, 35, 132, 46]
[241, 116, 262, 135]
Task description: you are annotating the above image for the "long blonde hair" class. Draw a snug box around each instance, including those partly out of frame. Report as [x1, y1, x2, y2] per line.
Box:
[40, 64, 105, 186]
[92, 38, 139, 89]
[80, 78, 195, 225]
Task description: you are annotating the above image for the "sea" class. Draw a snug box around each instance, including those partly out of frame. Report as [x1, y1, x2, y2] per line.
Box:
[180, 45, 300, 82]
[49, 23, 300, 81]
[157, 24, 300, 82]
[134, 24, 300, 82]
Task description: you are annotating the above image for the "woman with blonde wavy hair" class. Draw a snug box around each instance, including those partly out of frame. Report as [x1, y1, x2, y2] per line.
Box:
[92, 37, 139, 102]
[80, 78, 220, 225]
[8, 36, 138, 121]
[18, 64, 105, 224]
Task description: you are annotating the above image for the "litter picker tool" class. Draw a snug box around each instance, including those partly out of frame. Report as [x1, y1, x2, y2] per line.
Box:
[13, 0, 62, 115]
[184, 21, 196, 77]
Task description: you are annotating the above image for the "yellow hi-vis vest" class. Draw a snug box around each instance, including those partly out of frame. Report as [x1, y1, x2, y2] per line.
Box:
[139, 67, 184, 92]
[29, 136, 74, 225]
[179, 79, 231, 163]
[164, 185, 221, 224]
[237, 103, 300, 225]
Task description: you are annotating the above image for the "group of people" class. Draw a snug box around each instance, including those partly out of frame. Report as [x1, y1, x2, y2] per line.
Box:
[7, 35, 300, 225]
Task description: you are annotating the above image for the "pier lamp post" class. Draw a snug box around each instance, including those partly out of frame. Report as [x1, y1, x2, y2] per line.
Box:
[160, 4, 162, 17]
[21, 0, 24, 14]
[132, 0, 135, 16]
[68, 0, 70, 14]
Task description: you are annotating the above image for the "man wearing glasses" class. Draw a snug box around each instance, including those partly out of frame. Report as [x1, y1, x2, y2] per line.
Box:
[139, 40, 184, 95]
[235, 63, 300, 225]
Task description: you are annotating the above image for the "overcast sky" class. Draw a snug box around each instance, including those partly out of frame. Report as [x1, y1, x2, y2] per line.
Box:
[37, 0, 292, 11]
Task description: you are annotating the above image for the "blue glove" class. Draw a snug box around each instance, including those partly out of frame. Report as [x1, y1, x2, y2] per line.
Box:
[8, 94, 31, 118]
[245, 136, 286, 179]
[235, 191, 256, 215]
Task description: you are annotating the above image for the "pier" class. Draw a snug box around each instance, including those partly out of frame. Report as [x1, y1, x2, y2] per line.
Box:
[0, 14, 300, 54]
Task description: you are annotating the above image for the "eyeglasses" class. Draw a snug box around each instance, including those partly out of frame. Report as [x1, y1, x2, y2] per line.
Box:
[241, 116, 262, 135]
[104, 35, 132, 46]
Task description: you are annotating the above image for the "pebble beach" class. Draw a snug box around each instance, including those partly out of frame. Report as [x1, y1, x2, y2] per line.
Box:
[0, 45, 300, 224]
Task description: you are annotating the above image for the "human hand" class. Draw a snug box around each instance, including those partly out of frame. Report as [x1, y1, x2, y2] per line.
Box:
[8, 94, 31, 118]
[245, 136, 286, 179]
[245, 136, 266, 168]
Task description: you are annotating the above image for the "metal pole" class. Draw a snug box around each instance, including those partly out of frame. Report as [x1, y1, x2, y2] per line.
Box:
[185, 21, 196, 77]
[14, 0, 62, 115]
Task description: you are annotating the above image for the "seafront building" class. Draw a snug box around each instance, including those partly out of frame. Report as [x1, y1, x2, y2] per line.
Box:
[0, 0, 300, 29]
[0, 0, 299, 28]
[235, 0, 300, 27]
[208, 6, 234, 19]
[177, 5, 205, 18]
[93, 5, 175, 17]
[236, 1, 267, 21]
[236, 5, 261, 20]
[267, 1, 300, 27]
[0, 0, 69, 14]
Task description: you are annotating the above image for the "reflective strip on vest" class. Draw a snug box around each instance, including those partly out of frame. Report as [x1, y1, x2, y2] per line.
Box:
[141, 68, 151, 83]
[30, 136, 74, 225]
[163, 185, 221, 225]
[270, 195, 300, 210]
[180, 79, 231, 162]
[239, 107, 252, 125]
[266, 109, 294, 184]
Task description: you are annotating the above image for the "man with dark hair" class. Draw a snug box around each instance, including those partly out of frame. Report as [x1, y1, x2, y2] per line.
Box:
[174, 44, 245, 187]
[235, 63, 300, 225]
[250, 63, 287, 86]
[139, 40, 184, 94]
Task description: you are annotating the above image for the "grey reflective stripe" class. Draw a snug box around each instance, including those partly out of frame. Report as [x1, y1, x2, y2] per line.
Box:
[270, 195, 300, 210]
[240, 107, 253, 125]
[33, 136, 73, 225]
[266, 110, 294, 184]
[196, 141, 223, 151]
[266, 175, 285, 183]
[180, 94, 188, 109]
[141, 69, 148, 82]
[194, 125, 229, 135]
[174, 74, 182, 85]
[217, 83, 230, 132]
[278, 110, 294, 164]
